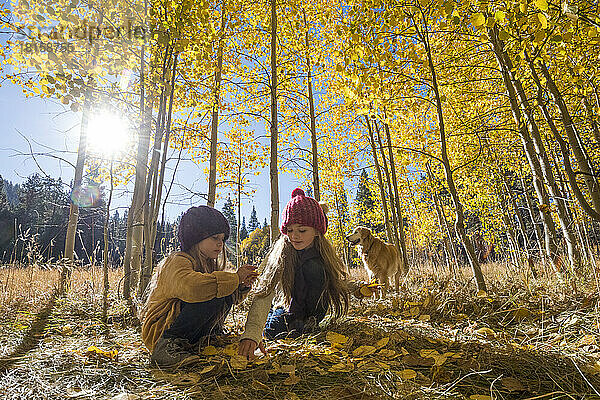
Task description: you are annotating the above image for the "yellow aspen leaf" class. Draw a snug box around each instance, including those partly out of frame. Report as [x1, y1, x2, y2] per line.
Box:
[495, 10, 506, 22]
[513, 307, 531, 321]
[199, 365, 216, 374]
[326, 331, 348, 345]
[230, 355, 248, 370]
[280, 364, 295, 374]
[476, 290, 487, 298]
[476, 327, 496, 338]
[353, 345, 377, 357]
[534, 0, 548, 11]
[86, 346, 118, 361]
[201, 345, 218, 356]
[578, 335, 596, 347]
[471, 13, 486, 27]
[419, 349, 439, 358]
[378, 349, 397, 359]
[398, 369, 417, 379]
[537, 13, 548, 29]
[375, 337, 389, 349]
[498, 29, 510, 40]
[61, 325, 73, 335]
[283, 373, 301, 386]
[534, 30, 546, 43]
[223, 343, 238, 356]
[328, 362, 354, 373]
[433, 355, 447, 366]
[502, 377, 525, 391]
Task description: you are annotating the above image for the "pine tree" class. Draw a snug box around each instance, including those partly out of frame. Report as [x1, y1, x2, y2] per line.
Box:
[239, 216, 249, 242]
[222, 197, 237, 246]
[263, 218, 268, 229]
[355, 169, 377, 229]
[248, 205, 260, 232]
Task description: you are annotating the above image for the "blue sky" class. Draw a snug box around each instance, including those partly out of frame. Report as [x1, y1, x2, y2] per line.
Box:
[0, 79, 304, 225]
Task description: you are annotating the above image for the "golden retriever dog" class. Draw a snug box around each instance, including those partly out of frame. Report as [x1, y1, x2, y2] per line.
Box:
[346, 227, 404, 298]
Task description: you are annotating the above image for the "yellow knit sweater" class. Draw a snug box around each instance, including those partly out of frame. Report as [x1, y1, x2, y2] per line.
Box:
[141, 251, 240, 352]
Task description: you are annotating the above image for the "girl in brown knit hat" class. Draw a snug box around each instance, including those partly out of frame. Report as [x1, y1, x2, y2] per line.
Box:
[238, 188, 349, 358]
[141, 205, 258, 368]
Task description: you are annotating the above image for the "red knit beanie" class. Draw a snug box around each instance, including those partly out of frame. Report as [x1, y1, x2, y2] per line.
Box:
[280, 188, 327, 235]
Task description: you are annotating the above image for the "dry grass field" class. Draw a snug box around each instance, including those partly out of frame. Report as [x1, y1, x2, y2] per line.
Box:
[1, 260, 600, 399]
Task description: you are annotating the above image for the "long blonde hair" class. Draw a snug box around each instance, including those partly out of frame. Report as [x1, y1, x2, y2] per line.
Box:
[253, 234, 349, 320]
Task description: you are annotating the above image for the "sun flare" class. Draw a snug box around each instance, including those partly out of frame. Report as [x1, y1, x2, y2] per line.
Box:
[86, 111, 131, 157]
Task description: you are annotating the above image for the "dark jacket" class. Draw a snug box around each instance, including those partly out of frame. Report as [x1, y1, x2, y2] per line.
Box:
[287, 246, 327, 323]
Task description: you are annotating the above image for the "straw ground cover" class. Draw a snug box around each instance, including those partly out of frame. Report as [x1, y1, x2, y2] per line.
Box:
[1, 262, 600, 399]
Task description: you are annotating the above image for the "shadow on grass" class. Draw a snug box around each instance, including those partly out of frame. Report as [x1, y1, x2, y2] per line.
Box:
[0, 290, 57, 374]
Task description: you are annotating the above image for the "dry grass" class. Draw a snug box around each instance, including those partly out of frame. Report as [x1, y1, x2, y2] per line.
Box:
[1, 260, 600, 399]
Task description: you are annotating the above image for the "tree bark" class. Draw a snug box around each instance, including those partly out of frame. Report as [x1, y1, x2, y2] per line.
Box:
[102, 161, 114, 323]
[207, 3, 227, 207]
[302, 9, 320, 202]
[426, 162, 457, 273]
[536, 57, 600, 213]
[489, 27, 559, 261]
[382, 118, 409, 273]
[374, 120, 400, 248]
[418, 18, 486, 291]
[269, 0, 280, 243]
[61, 80, 91, 294]
[364, 115, 394, 244]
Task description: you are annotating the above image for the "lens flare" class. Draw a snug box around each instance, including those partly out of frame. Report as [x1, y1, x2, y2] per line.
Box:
[71, 184, 101, 208]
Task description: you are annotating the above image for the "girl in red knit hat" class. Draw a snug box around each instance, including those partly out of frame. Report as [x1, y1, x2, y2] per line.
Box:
[238, 188, 349, 358]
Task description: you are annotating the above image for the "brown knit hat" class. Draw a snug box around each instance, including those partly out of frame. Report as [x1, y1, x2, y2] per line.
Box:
[178, 206, 230, 251]
[280, 188, 327, 235]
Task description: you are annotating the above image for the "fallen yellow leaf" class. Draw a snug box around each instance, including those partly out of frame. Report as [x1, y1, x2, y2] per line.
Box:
[378, 349, 396, 359]
[328, 362, 354, 373]
[375, 337, 389, 349]
[398, 369, 417, 379]
[326, 331, 349, 345]
[223, 343, 238, 356]
[502, 377, 525, 391]
[201, 345, 218, 356]
[578, 335, 596, 347]
[230, 354, 248, 370]
[280, 364, 295, 374]
[86, 346, 118, 361]
[419, 314, 431, 321]
[470, 395, 492, 400]
[476, 327, 496, 338]
[283, 373, 301, 385]
[419, 349, 440, 358]
[513, 307, 531, 321]
[353, 345, 377, 357]
[199, 365, 216, 374]
[476, 290, 487, 298]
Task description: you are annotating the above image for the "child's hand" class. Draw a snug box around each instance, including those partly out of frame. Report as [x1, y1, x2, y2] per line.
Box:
[237, 264, 258, 287]
[238, 338, 266, 359]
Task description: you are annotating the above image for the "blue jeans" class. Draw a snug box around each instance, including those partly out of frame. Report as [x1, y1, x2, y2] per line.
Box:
[264, 308, 306, 340]
[162, 296, 233, 345]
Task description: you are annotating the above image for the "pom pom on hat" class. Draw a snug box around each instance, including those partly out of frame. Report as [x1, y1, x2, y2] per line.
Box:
[291, 188, 305, 198]
[280, 188, 327, 235]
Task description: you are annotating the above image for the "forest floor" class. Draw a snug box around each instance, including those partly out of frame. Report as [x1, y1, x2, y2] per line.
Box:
[1, 262, 600, 399]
